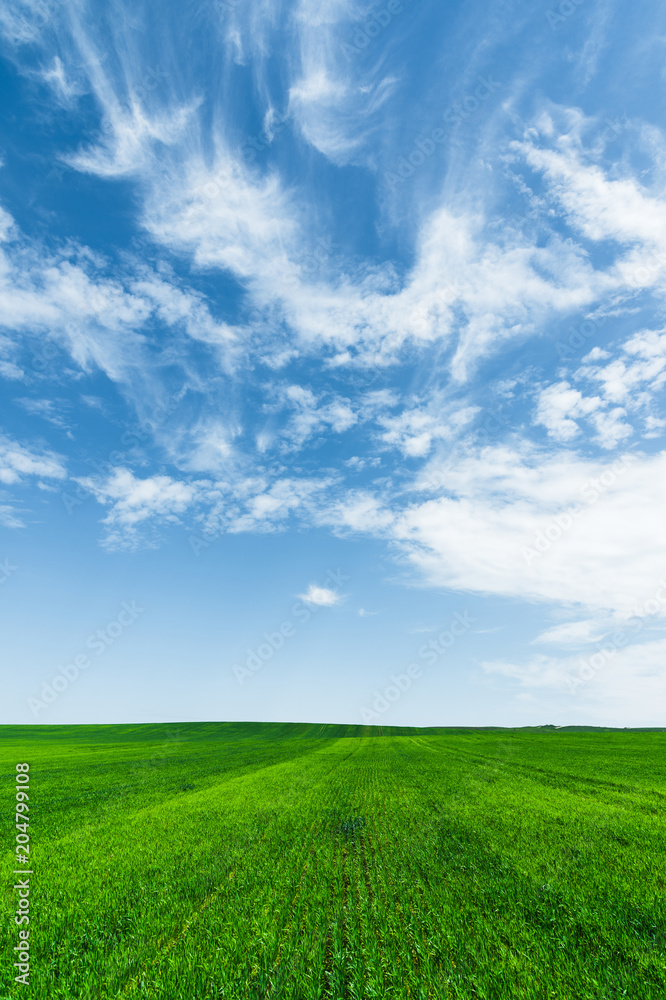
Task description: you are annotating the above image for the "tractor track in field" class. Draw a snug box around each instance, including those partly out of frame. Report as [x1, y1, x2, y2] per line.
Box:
[247, 815, 326, 999]
[252, 740, 368, 996]
[113, 739, 365, 1000]
[377, 779, 426, 986]
[419, 739, 666, 802]
[340, 844, 351, 998]
[319, 832, 340, 999]
[266, 743, 361, 998]
[362, 767, 419, 991]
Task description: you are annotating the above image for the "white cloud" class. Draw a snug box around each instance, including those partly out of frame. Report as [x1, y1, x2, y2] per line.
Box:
[0, 360, 24, 381]
[315, 490, 395, 534]
[274, 384, 358, 450]
[35, 28, 627, 382]
[0, 206, 12, 240]
[509, 112, 666, 309]
[534, 381, 602, 442]
[78, 468, 199, 550]
[590, 407, 633, 449]
[345, 455, 381, 471]
[0, 0, 52, 46]
[81, 468, 197, 525]
[298, 583, 341, 606]
[0, 329, 24, 381]
[288, 56, 398, 166]
[38, 5, 200, 180]
[514, 127, 666, 252]
[144, 151, 300, 292]
[167, 419, 241, 475]
[0, 223, 150, 382]
[16, 398, 69, 430]
[378, 403, 478, 458]
[483, 636, 666, 727]
[130, 276, 238, 358]
[6, 8, 666, 393]
[532, 618, 613, 646]
[388, 444, 666, 620]
[579, 328, 666, 406]
[67, 100, 197, 179]
[0, 433, 66, 527]
[78, 463, 338, 548]
[535, 327, 666, 449]
[0, 208, 239, 408]
[3, 9, 666, 618]
[225, 477, 333, 534]
[273, 0, 401, 167]
[0, 504, 25, 528]
[0, 434, 66, 485]
[40, 56, 87, 103]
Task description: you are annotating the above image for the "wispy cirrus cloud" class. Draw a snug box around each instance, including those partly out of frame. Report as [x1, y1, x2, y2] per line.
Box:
[0, 433, 66, 486]
[483, 635, 666, 727]
[0, 432, 67, 527]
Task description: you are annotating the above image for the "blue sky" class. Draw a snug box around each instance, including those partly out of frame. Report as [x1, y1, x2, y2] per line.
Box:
[1, 0, 666, 728]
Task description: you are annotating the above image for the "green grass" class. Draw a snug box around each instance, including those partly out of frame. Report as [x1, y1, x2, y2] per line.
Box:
[2, 723, 665, 998]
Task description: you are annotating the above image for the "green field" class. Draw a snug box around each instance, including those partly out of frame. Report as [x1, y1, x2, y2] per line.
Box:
[2, 723, 665, 998]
